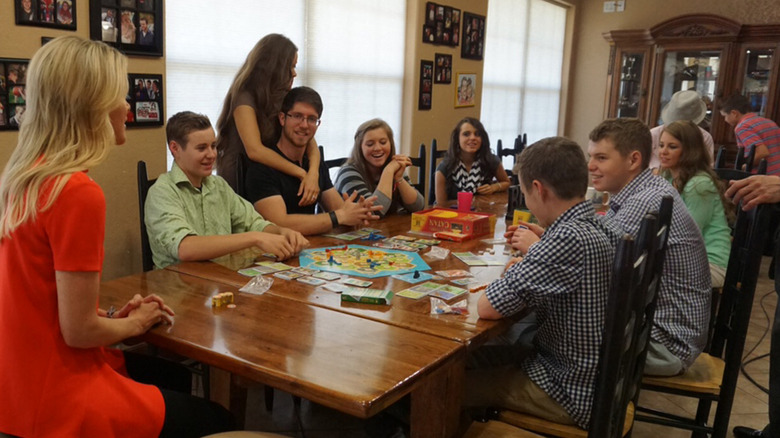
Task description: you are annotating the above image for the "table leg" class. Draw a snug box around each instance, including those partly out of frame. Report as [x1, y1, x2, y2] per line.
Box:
[210, 368, 248, 428]
[410, 349, 466, 438]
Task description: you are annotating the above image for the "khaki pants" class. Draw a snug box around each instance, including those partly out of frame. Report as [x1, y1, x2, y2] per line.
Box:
[464, 345, 576, 426]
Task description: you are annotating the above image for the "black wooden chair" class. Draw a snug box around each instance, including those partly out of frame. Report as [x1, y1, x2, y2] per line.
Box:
[714, 145, 726, 168]
[474, 198, 673, 438]
[137, 161, 157, 273]
[635, 199, 775, 438]
[734, 146, 758, 172]
[319, 145, 347, 170]
[409, 143, 427, 197]
[136, 161, 210, 399]
[427, 138, 445, 203]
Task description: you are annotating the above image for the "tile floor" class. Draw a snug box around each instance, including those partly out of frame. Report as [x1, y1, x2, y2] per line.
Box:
[232, 257, 778, 437]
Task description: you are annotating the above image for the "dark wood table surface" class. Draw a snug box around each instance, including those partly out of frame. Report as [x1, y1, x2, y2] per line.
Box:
[165, 193, 518, 348]
[100, 269, 466, 437]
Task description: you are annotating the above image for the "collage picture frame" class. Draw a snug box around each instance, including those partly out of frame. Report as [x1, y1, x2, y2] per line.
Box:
[419, 60, 433, 110]
[15, 0, 77, 30]
[422, 2, 460, 47]
[434, 53, 452, 84]
[127, 73, 163, 126]
[461, 12, 485, 60]
[0, 59, 30, 130]
[90, 0, 163, 57]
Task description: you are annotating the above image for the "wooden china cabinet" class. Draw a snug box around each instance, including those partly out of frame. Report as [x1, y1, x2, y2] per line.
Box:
[604, 14, 780, 164]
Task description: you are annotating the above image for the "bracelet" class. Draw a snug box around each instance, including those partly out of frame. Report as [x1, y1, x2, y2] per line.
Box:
[329, 211, 339, 228]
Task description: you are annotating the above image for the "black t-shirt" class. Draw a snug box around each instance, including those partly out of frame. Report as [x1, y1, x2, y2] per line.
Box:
[244, 144, 333, 214]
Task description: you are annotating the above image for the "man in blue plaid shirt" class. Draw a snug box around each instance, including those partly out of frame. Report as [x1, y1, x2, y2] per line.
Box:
[465, 137, 623, 429]
[588, 118, 711, 376]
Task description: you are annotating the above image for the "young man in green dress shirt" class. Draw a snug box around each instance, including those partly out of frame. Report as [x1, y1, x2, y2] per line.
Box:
[144, 111, 308, 269]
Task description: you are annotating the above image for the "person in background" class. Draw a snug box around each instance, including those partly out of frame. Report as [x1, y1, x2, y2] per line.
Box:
[215, 33, 321, 206]
[120, 10, 136, 44]
[0, 36, 233, 438]
[466, 136, 623, 429]
[658, 120, 733, 287]
[335, 118, 425, 218]
[434, 117, 510, 207]
[144, 111, 307, 269]
[649, 89, 715, 168]
[720, 93, 780, 175]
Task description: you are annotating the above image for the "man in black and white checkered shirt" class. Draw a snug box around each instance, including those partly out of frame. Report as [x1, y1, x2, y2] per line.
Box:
[465, 137, 623, 429]
[588, 118, 711, 376]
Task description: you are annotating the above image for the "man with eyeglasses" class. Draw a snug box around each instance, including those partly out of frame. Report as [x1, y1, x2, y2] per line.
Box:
[245, 86, 381, 235]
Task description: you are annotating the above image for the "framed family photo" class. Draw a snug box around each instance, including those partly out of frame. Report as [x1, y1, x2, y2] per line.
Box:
[422, 2, 459, 47]
[455, 72, 476, 108]
[90, 0, 163, 57]
[126, 73, 163, 126]
[0, 59, 30, 130]
[419, 60, 433, 110]
[16, 0, 77, 30]
[434, 53, 452, 84]
[461, 12, 485, 60]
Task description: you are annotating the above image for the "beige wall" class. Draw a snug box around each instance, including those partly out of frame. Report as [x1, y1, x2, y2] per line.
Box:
[0, 0, 167, 280]
[565, 0, 780, 146]
[401, 0, 487, 160]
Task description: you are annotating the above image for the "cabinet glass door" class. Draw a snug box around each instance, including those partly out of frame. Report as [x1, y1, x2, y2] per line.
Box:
[741, 48, 774, 117]
[616, 52, 645, 118]
[657, 50, 721, 126]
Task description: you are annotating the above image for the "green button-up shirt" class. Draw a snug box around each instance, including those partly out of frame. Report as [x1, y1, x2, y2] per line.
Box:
[145, 162, 273, 268]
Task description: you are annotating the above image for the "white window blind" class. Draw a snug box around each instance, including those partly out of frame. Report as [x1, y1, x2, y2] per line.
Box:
[481, 0, 567, 169]
[165, 0, 406, 169]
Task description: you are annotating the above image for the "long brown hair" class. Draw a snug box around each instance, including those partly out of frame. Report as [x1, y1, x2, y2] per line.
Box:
[346, 118, 396, 193]
[215, 34, 297, 173]
[661, 120, 735, 223]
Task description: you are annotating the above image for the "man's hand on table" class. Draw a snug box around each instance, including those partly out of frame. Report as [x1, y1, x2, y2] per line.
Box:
[725, 174, 780, 210]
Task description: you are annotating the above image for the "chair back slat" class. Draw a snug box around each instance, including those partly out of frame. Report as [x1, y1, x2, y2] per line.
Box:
[428, 139, 445, 203]
[409, 143, 427, 197]
[137, 161, 157, 272]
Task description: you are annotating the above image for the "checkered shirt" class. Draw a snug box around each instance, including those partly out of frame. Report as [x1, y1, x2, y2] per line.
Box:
[485, 201, 624, 428]
[607, 169, 711, 367]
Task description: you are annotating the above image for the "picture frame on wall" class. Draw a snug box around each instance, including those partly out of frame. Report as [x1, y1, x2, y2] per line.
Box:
[0, 59, 30, 130]
[421, 2, 459, 47]
[455, 72, 476, 108]
[419, 60, 433, 111]
[16, 0, 78, 30]
[127, 73, 163, 127]
[461, 12, 485, 60]
[90, 0, 163, 57]
[434, 53, 452, 84]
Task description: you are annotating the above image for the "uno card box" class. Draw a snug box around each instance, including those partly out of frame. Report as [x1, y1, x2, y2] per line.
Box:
[411, 208, 495, 241]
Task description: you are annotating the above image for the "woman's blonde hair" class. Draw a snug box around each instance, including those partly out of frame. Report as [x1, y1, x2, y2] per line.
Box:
[0, 36, 127, 238]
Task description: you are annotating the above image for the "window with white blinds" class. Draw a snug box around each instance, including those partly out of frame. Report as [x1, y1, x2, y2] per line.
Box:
[481, 0, 567, 169]
[165, 0, 406, 168]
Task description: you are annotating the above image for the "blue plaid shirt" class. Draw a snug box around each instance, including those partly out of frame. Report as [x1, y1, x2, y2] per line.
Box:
[486, 201, 624, 428]
[607, 169, 711, 367]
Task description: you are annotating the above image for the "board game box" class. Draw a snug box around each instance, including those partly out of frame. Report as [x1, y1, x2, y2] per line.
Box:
[411, 208, 495, 241]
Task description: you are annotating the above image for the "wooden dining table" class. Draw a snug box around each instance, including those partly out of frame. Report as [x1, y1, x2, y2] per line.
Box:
[165, 193, 519, 348]
[100, 268, 466, 437]
[101, 193, 521, 437]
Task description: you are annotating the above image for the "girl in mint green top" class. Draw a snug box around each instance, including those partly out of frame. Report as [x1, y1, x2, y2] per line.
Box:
[659, 120, 733, 287]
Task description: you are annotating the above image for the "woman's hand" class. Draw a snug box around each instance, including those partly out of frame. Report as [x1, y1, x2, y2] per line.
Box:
[476, 182, 501, 195]
[128, 299, 175, 336]
[391, 155, 412, 181]
[298, 170, 321, 207]
[278, 227, 309, 255]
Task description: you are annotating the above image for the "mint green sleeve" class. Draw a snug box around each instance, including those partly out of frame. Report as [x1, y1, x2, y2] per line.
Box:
[144, 178, 197, 268]
[681, 175, 719, 232]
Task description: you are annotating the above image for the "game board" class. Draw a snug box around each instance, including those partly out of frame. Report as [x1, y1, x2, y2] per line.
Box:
[298, 245, 430, 278]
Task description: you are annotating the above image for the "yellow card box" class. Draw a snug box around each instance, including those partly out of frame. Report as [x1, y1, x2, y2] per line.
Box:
[512, 209, 533, 226]
[341, 287, 393, 305]
[411, 208, 495, 239]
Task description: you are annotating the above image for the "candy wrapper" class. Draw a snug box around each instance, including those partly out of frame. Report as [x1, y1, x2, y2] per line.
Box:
[239, 275, 274, 296]
[430, 297, 469, 315]
[425, 245, 450, 260]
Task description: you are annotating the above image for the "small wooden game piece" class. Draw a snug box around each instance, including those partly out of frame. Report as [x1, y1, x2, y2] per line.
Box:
[413, 271, 420, 279]
[211, 292, 234, 307]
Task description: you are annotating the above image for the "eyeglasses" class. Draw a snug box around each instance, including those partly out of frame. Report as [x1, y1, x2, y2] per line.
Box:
[285, 113, 321, 126]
